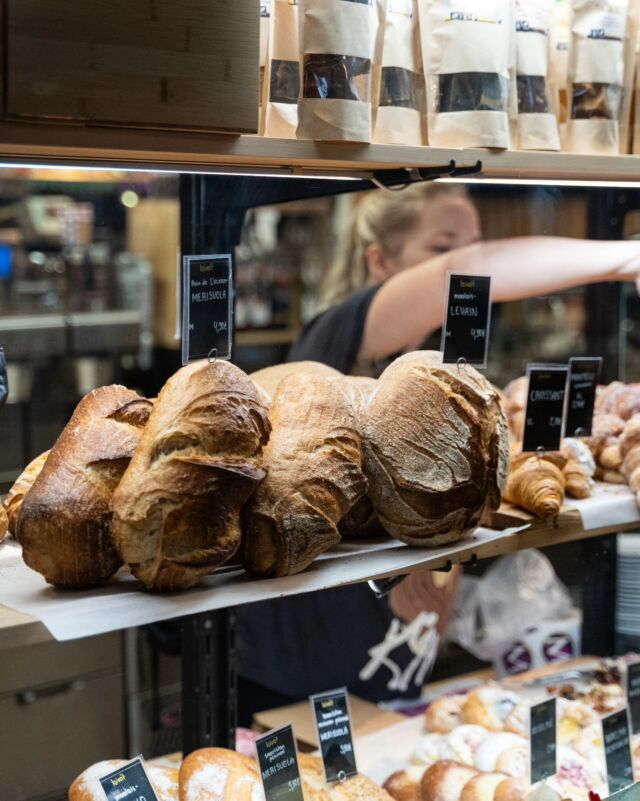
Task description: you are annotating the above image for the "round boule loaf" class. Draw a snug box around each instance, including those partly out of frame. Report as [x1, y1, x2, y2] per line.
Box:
[360, 351, 509, 545]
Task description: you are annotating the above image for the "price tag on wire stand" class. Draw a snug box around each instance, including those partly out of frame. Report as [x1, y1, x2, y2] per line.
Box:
[564, 356, 602, 437]
[602, 707, 634, 795]
[310, 687, 357, 783]
[99, 757, 158, 801]
[256, 724, 304, 801]
[441, 274, 492, 367]
[181, 253, 233, 365]
[529, 697, 557, 784]
[602, 780, 640, 801]
[522, 364, 568, 453]
[628, 661, 640, 735]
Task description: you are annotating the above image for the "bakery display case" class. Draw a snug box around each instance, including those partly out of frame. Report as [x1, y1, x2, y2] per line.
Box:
[5, 57, 640, 801]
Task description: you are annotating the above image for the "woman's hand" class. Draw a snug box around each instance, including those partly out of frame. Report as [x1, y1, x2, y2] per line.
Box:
[389, 566, 461, 634]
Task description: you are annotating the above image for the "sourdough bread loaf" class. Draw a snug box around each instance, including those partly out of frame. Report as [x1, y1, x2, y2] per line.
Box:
[18, 386, 152, 588]
[361, 351, 509, 545]
[113, 360, 270, 591]
[241, 372, 367, 576]
[69, 760, 178, 801]
[4, 450, 50, 538]
[179, 748, 263, 801]
[251, 360, 341, 401]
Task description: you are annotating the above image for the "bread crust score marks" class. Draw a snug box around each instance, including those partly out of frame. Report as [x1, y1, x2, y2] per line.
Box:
[113, 361, 270, 592]
[361, 352, 509, 545]
[18, 386, 153, 589]
[241, 372, 367, 577]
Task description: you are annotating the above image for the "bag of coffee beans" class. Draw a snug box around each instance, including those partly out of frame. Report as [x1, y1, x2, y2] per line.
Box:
[297, 0, 387, 141]
[373, 0, 427, 144]
[419, 0, 515, 148]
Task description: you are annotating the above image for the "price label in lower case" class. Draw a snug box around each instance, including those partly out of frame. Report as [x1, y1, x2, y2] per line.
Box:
[602, 707, 634, 795]
[529, 697, 557, 784]
[181, 253, 233, 365]
[628, 662, 640, 735]
[256, 724, 304, 801]
[522, 364, 568, 453]
[99, 757, 158, 801]
[441, 274, 492, 367]
[310, 687, 357, 783]
[564, 357, 602, 438]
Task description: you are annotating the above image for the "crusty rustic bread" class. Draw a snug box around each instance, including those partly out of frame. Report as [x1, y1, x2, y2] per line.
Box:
[241, 372, 367, 576]
[5, 450, 50, 538]
[360, 351, 509, 545]
[251, 360, 342, 401]
[69, 759, 178, 801]
[420, 761, 479, 801]
[113, 360, 270, 591]
[18, 387, 152, 588]
[179, 748, 263, 801]
[298, 754, 395, 801]
[0, 505, 7, 544]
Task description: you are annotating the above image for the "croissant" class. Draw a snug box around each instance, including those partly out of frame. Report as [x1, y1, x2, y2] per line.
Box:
[561, 438, 595, 499]
[503, 452, 567, 518]
[620, 414, 640, 504]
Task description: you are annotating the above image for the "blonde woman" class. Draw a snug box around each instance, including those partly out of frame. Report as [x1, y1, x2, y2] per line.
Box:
[236, 184, 640, 723]
[289, 182, 640, 374]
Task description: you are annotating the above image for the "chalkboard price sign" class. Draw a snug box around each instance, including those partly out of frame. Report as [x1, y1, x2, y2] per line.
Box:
[441, 274, 492, 366]
[530, 697, 557, 784]
[522, 365, 568, 453]
[628, 662, 640, 736]
[311, 688, 358, 783]
[256, 724, 304, 801]
[564, 357, 602, 438]
[603, 708, 634, 795]
[99, 757, 158, 801]
[181, 254, 233, 365]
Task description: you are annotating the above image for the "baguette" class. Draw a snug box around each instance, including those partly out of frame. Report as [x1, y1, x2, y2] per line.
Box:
[18, 386, 152, 588]
[113, 360, 270, 591]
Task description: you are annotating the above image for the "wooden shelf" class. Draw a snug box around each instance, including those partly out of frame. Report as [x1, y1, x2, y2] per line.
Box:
[0, 483, 637, 649]
[2, 120, 640, 182]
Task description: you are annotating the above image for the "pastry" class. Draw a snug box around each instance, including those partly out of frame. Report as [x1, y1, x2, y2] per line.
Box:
[298, 753, 394, 800]
[69, 760, 178, 801]
[0, 505, 7, 544]
[179, 748, 263, 801]
[546, 746, 607, 801]
[383, 766, 424, 801]
[412, 726, 489, 769]
[474, 733, 528, 772]
[241, 373, 366, 577]
[114, 361, 270, 591]
[425, 694, 466, 733]
[459, 773, 507, 801]
[595, 382, 640, 421]
[19, 387, 152, 588]
[494, 776, 529, 801]
[503, 452, 566, 519]
[560, 438, 595, 499]
[556, 698, 599, 747]
[4, 450, 50, 538]
[420, 760, 479, 801]
[251, 360, 341, 401]
[462, 687, 521, 732]
[361, 351, 509, 545]
[495, 746, 529, 778]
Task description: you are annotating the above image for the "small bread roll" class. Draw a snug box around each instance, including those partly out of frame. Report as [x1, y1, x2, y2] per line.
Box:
[462, 687, 520, 732]
[383, 767, 424, 801]
[426, 694, 466, 733]
[495, 746, 529, 778]
[179, 748, 263, 801]
[460, 773, 507, 801]
[420, 761, 479, 801]
[474, 734, 528, 772]
[69, 760, 178, 801]
[494, 777, 529, 801]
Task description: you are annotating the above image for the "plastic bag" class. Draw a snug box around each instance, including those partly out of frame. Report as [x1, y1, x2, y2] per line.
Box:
[449, 550, 574, 663]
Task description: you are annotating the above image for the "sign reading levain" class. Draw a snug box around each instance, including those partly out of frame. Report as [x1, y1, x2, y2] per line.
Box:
[311, 687, 358, 783]
[628, 662, 640, 735]
[530, 697, 557, 784]
[565, 357, 602, 437]
[99, 757, 158, 801]
[442, 274, 492, 366]
[181, 254, 232, 365]
[256, 724, 304, 801]
[603, 708, 634, 795]
[522, 365, 568, 453]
